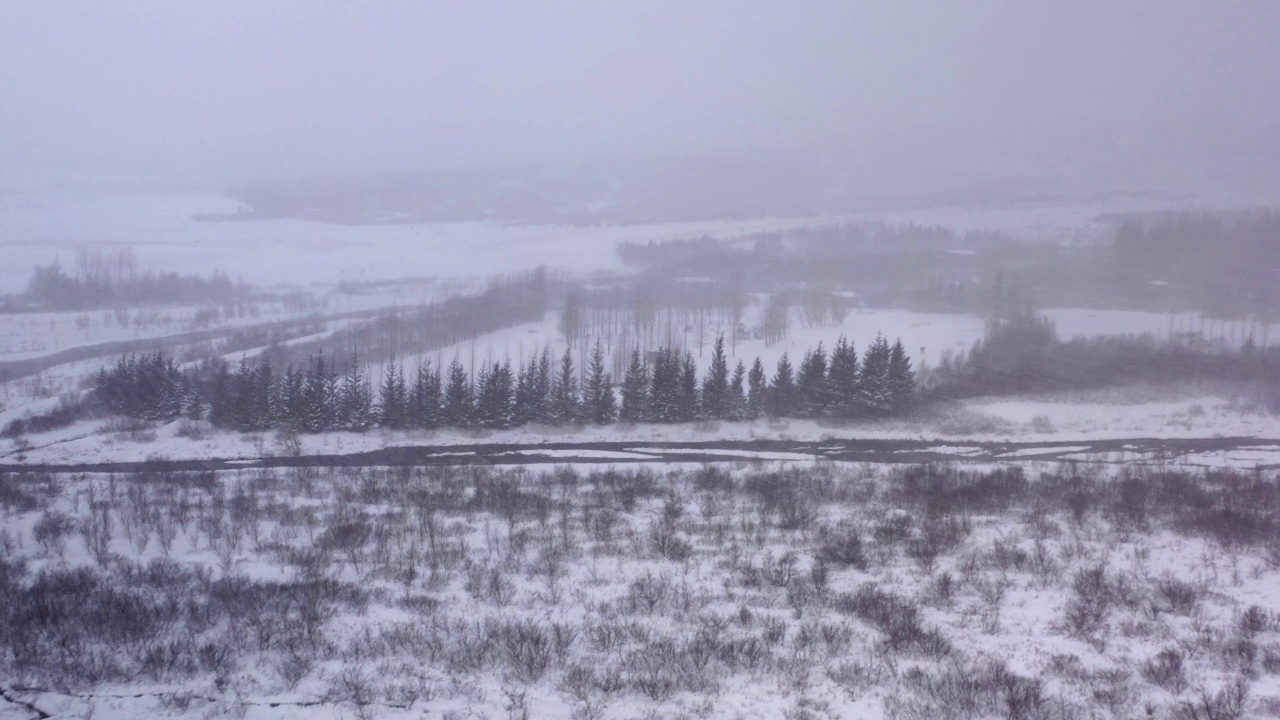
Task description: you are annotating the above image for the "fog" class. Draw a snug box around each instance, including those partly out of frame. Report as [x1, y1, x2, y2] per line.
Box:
[3, 1, 1277, 197]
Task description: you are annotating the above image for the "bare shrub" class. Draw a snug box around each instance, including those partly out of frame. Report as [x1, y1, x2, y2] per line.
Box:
[33, 509, 76, 557]
[817, 525, 867, 569]
[1172, 678, 1249, 720]
[1141, 648, 1186, 693]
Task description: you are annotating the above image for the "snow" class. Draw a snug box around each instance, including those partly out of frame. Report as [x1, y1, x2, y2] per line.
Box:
[0, 189, 846, 292]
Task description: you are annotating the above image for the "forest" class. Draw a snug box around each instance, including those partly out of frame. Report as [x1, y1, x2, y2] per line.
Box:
[77, 333, 918, 435]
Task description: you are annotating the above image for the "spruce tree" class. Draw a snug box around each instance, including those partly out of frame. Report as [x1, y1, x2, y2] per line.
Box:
[746, 357, 767, 420]
[826, 336, 859, 418]
[678, 351, 700, 422]
[252, 355, 275, 430]
[701, 334, 730, 419]
[886, 339, 916, 414]
[859, 334, 893, 416]
[796, 343, 828, 417]
[648, 347, 680, 422]
[476, 361, 515, 428]
[232, 357, 257, 431]
[532, 348, 553, 423]
[619, 349, 649, 423]
[409, 361, 442, 429]
[443, 357, 474, 427]
[768, 352, 797, 417]
[276, 364, 308, 430]
[583, 339, 617, 424]
[728, 360, 748, 420]
[550, 347, 580, 424]
[304, 351, 338, 432]
[338, 353, 374, 431]
[378, 360, 409, 428]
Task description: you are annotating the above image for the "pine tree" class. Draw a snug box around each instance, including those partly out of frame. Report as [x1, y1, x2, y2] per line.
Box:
[859, 334, 893, 416]
[619, 349, 649, 423]
[768, 352, 797, 417]
[378, 360, 409, 428]
[534, 348, 554, 423]
[728, 360, 748, 420]
[443, 357, 474, 427]
[476, 361, 515, 428]
[678, 351, 700, 422]
[887, 339, 916, 414]
[338, 353, 374, 431]
[701, 334, 730, 419]
[648, 347, 681, 422]
[276, 364, 308, 430]
[303, 351, 338, 432]
[826, 336, 859, 418]
[796, 343, 828, 417]
[583, 339, 617, 424]
[550, 348, 580, 424]
[251, 355, 275, 430]
[746, 357, 767, 419]
[231, 357, 257, 431]
[409, 361, 442, 429]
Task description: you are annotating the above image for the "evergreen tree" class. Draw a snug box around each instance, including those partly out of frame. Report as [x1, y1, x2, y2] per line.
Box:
[550, 348, 580, 424]
[409, 361, 442, 429]
[200, 358, 233, 427]
[532, 347, 553, 423]
[796, 343, 829, 417]
[648, 347, 681, 422]
[476, 361, 515, 428]
[767, 352, 797, 417]
[276, 364, 308, 430]
[701, 334, 730, 419]
[513, 355, 535, 425]
[728, 360, 748, 420]
[443, 357, 474, 427]
[231, 357, 257, 431]
[859, 334, 893, 416]
[338, 353, 374, 431]
[826, 336, 859, 418]
[303, 351, 339, 432]
[619, 349, 649, 423]
[378, 359, 409, 428]
[887, 339, 916, 414]
[678, 351, 700, 422]
[746, 357, 767, 419]
[583, 339, 617, 424]
[251, 355, 275, 430]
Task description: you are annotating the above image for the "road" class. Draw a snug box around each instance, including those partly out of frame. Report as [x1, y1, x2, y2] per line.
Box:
[3, 436, 1276, 474]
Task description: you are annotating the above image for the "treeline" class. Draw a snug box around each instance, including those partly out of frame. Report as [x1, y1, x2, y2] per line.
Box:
[88, 334, 917, 434]
[12, 256, 248, 311]
[1111, 209, 1280, 313]
[928, 312, 1280, 401]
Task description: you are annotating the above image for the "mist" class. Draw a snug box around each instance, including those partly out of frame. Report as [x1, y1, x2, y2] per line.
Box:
[3, 1, 1278, 197]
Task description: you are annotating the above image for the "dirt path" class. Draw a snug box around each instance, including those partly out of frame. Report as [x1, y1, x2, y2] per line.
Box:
[3, 436, 1276, 474]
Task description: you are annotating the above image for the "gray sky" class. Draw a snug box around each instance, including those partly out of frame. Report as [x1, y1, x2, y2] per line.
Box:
[2, 1, 1277, 193]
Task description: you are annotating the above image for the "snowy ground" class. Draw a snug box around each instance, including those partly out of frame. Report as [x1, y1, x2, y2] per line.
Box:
[2, 461, 1279, 719]
[3, 188, 1270, 294]
[5, 379, 1277, 469]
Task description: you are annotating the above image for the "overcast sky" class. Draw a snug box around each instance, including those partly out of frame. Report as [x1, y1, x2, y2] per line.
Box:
[2, 1, 1277, 193]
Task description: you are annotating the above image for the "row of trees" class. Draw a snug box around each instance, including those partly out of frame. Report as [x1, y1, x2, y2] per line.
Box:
[90, 334, 917, 433]
[15, 256, 247, 311]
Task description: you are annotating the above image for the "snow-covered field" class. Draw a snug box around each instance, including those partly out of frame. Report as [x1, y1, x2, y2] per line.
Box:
[3, 461, 1279, 719]
[0, 190, 847, 292]
[3, 188, 1269, 294]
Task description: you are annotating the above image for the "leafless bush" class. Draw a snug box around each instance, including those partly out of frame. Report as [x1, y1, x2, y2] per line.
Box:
[1172, 678, 1249, 720]
[1155, 575, 1202, 615]
[33, 509, 76, 557]
[817, 525, 867, 569]
[1141, 648, 1186, 693]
